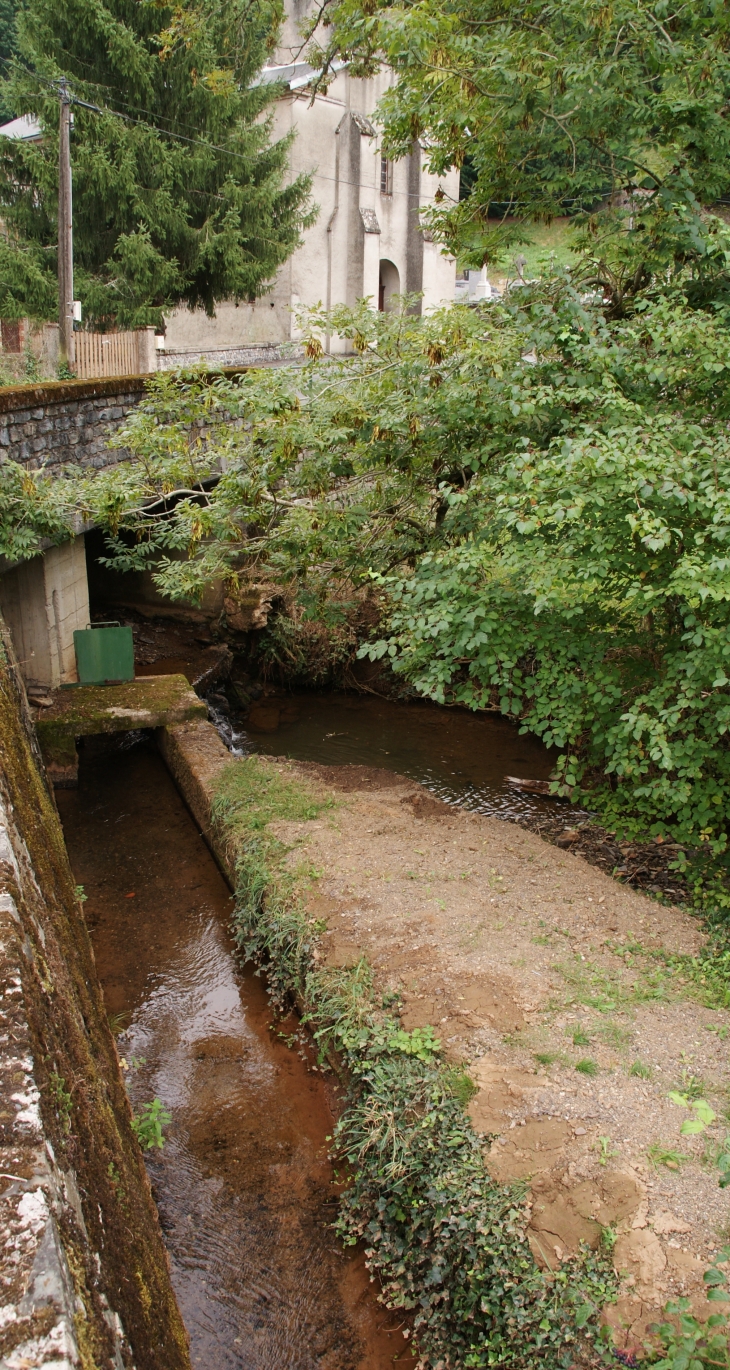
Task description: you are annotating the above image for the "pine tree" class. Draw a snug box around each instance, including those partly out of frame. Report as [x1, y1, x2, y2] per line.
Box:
[0, 0, 18, 123]
[0, 0, 314, 327]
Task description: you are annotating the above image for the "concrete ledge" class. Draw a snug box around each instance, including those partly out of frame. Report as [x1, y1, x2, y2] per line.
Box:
[35, 675, 207, 786]
[157, 719, 234, 884]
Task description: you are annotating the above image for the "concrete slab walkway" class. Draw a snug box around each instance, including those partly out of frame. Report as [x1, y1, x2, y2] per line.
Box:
[34, 675, 207, 785]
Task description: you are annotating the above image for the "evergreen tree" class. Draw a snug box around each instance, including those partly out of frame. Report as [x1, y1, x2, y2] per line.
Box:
[0, 0, 314, 327]
[0, 0, 18, 123]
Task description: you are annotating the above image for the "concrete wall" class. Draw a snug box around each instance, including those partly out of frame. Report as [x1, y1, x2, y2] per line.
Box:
[0, 537, 89, 689]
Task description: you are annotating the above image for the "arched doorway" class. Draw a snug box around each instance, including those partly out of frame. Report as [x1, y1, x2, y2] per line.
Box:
[378, 259, 400, 311]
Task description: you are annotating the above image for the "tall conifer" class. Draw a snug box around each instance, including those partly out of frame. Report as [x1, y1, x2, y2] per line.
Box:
[0, 0, 313, 326]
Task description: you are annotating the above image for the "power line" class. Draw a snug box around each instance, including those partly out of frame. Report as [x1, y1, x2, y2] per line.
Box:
[7, 61, 453, 206]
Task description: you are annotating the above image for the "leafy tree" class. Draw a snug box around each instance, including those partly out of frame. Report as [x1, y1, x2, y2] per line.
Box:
[0, 0, 314, 326]
[306, 0, 730, 310]
[7, 280, 730, 864]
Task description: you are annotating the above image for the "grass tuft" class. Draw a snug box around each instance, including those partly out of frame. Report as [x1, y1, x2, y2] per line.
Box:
[575, 1058, 600, 1077]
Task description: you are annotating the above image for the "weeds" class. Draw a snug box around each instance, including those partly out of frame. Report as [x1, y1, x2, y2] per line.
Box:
[597, 1137, 618, 1166]
[571, 1028, 592, 1046]
[131, 1099, 171, 1151]
[648, 1143, 688, 1171]
[576, 1058, 600, 1077]
[535, 1051, 559, 1066]
[595, 1022, 633, 1049]
[668, 1092, 716, 1136]
[645, 1252, 730, 1369]
[443, 1067, 478, 1108]
[556, 955, 668, 1014]
[629, 1060, 652, 1079]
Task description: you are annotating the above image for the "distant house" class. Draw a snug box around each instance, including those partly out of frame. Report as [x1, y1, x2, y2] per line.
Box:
[0, 14, 459, 372]
[163, 4, 459, 362]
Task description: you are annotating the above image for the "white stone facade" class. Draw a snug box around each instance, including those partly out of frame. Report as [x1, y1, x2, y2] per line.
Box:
[164, 15, 459, 357]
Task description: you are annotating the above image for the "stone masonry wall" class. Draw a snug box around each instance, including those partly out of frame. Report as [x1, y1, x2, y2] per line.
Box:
[0, 378, 149, 479]
[0, 368, 250, 479]
[0, 615, 191, 1370]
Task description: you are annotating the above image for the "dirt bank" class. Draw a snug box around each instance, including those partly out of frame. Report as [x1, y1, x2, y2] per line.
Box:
[270, 762, 729, 1355]
[160, 721, 730, 1361]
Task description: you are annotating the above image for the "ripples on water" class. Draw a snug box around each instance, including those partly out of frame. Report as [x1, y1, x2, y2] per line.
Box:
[208, 690, 557, 824]
[57, 743, 416, 1370]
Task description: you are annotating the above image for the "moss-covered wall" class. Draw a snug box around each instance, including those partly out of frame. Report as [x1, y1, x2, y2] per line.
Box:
[0, 614, 191, 1370]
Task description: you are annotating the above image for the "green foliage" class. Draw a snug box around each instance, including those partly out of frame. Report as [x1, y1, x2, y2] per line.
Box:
[575, 1058, 599, 1077]
[131, 1098, 171, 1151]
[0, 0, 313, 326]
[0, 0, 18, 121]
[668, 1092, 717, 1137]
[646, 1254, 730, 1369]
[629, 1060, 652, 1080]
[212, 753, 619, 1368]
[211, 756, 333, 1011]
[9, 278, 730, 898]
[306, 0, 730, 310]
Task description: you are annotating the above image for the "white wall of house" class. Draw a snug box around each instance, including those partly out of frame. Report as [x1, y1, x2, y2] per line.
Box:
[0, 537, 89, 689]
[164, 26, 459, 358]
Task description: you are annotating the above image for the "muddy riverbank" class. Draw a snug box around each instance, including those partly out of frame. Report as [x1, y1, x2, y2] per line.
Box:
[156, 716, 728, 1360]
[56, 736, 416, 1370]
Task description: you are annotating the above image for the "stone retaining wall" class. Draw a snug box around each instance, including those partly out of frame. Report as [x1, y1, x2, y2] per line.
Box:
[0, 368, 248, 478]
[0, 615, 191, 1370]
[0, 377, 149, 477]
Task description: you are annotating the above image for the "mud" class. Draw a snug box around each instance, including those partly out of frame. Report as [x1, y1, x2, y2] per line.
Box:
[56, 738, 416, 1370]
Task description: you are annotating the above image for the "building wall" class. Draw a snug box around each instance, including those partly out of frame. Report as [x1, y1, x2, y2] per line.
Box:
[0, 537, 89, 689]
[163, 54, 459, 358]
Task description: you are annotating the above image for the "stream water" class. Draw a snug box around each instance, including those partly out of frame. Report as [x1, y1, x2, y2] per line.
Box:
[215, 689, 556, 824]
[57, 737, 417, 1370]
[55, 688, 554, 1368]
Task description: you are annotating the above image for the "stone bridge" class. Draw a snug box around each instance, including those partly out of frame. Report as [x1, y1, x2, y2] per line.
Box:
[0, 371, 243, 690]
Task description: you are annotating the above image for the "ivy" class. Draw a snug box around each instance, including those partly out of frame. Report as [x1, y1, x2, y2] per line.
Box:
[211, 756, 619, 1369]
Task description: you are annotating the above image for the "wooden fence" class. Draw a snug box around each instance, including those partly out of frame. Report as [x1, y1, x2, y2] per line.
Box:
[73, 328, 156, 380]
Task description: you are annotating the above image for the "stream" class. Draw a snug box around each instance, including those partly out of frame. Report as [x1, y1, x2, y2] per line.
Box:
[55, 690, 553, 1368]
[212, 689, 556, 824]
[57, 736, 417, 1370]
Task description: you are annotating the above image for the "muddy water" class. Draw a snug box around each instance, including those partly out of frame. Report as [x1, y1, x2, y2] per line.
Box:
[57, 739, 416, 1370]
[219, 690, 557, 823]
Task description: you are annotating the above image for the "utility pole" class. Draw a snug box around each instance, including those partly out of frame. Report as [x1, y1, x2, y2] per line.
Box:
[58, 79, 75, 369]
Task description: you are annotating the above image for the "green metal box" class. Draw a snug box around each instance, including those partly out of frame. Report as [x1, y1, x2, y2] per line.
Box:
[73, 622, 134, 685]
